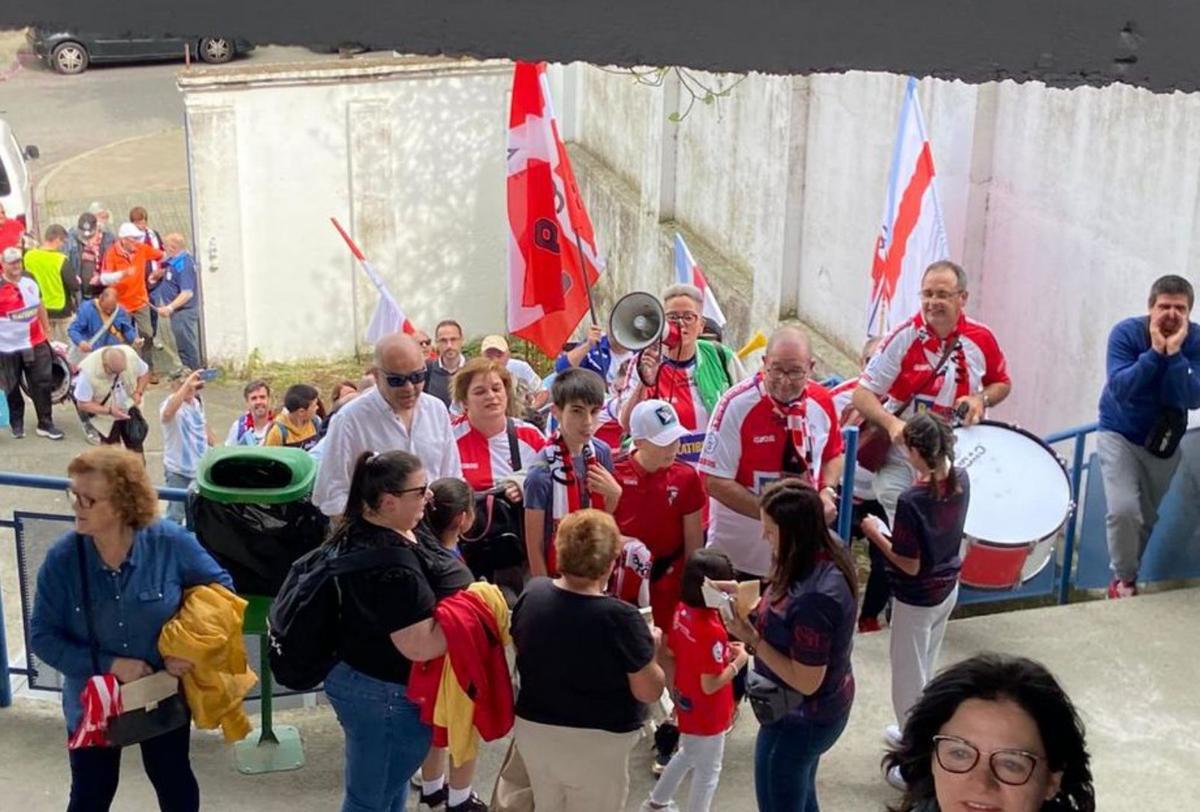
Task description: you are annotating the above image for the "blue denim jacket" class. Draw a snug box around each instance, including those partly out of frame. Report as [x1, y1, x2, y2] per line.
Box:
[30, 519, 233, 732]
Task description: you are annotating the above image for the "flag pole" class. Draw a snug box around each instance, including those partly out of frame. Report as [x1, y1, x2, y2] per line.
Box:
[573, 229, 598, 325]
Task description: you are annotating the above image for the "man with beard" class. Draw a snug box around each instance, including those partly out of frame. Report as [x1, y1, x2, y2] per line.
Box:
[700, 326, 844, 581]
[225, 379, 274, 446]
[852, 261, 1011, 524]
[1098, 274, 1200, 598]
[313, 332, 461, 516]
[424, 319, 468, 407]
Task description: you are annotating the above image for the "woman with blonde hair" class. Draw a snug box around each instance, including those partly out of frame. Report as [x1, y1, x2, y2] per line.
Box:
[30, 446, 232, 812]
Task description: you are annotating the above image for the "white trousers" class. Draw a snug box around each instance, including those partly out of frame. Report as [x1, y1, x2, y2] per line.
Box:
[890, 583, 959, 728]
[648, 732, 726, 812]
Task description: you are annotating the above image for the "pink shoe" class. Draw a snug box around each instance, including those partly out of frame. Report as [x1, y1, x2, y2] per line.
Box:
[1107, 579, 1138, 599]
[858, 616, 883, 633]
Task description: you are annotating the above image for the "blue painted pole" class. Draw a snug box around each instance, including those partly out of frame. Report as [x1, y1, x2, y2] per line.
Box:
[837, 426, 859, 543]
[0, 576, 11, 708]
[0, 470, 187, 502]
[1057, 432, 1089, 605]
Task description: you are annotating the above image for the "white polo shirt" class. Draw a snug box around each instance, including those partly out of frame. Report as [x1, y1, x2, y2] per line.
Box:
[312, 387, 462, 516]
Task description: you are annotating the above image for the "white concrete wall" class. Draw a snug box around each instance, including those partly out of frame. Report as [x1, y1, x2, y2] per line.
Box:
[181, 58, 511, 363]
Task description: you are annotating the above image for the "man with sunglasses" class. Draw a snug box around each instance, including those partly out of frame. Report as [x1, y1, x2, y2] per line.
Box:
[619, 284, 745, 467]
[313, 333, 460, 517]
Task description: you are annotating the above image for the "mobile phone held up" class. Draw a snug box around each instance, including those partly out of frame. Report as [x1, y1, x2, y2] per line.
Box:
[198, 369, 220, 382]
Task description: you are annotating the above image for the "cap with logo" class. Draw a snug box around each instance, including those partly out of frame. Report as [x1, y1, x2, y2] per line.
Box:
[77, 212, 98, 237]
[630, 399, 689, 447]
[480, 335, 510, 354]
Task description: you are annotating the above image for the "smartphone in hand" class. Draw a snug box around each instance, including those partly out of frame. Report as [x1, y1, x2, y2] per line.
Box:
[198, 369, 220, 382]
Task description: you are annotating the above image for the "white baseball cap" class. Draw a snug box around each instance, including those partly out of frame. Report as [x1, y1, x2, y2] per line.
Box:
[1, 246, 21, 264]
[480, 334, 509, 354]
[630, 399, 689, 447]
[117, 222, 142, 239]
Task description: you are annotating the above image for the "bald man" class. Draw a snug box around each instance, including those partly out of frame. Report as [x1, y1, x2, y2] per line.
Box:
[313, 333, 461, 516]
[698, 326, 844, 579]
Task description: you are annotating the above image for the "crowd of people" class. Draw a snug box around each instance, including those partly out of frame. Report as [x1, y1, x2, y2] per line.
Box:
[21, 258, 1199, 812]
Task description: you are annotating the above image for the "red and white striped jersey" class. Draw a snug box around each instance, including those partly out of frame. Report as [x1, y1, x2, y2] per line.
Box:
[699, 376, 843, 577]
[828, 375, 878, 499]
[860, 312, 1009, 419]
[452, 416, 546, 492]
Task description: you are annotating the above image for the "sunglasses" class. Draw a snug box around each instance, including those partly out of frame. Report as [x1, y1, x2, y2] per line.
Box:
[381, 368, 428, 388]
[390, 484, 431, 499]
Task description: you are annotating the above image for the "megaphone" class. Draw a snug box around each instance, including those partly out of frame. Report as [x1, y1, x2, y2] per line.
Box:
[609, 292, 665, 352]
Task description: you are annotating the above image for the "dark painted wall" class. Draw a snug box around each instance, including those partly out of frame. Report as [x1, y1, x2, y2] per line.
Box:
[6, 1, 1197, 92]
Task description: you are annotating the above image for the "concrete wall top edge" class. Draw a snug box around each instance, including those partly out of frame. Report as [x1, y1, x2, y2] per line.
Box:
[176, 55, 514, 90]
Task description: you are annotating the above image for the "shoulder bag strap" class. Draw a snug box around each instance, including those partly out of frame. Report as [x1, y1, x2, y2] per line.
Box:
[891, 337, 961, 419]
[74, 535, 103, 676]
[461, 494, 497, 543]
[88, 307, 120, 347]
[506, 418, 522, 472]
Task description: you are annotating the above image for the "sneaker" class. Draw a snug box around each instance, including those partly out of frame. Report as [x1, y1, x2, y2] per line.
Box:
[37, 423, 65, 441]
[83, 422, 103, 445]
[1107, 578, 1138, 599]
[884, 724, 903, 749]
[447, 793, 487, 812]
[858, 616, 883, 633]
[640, 801, 680, 812]
[10, 424, 24, 439]
[652, 721, 680, 776]
[419, 786, 447, 808]
[885, 764, 907, 790]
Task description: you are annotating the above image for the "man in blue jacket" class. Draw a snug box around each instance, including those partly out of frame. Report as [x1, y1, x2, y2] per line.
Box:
[1097, 274, 1200, 598]
[67, 287, 139, 363]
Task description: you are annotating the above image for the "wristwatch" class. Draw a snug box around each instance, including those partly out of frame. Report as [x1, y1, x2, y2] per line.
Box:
[981, 392, 992, 408]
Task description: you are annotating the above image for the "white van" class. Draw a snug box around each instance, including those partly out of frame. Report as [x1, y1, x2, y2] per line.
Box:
[0, 117, 40, 235]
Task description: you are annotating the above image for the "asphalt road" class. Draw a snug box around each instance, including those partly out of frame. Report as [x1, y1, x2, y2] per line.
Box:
[0, 38, 336, 168]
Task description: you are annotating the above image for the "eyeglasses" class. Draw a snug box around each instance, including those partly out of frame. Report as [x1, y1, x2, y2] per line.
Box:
[933, 735, 1043, 786]
[390, 484, 431, 499]
[665, 312, 700, 325]
[919, 288, 964, 302]
[380, 368, 428, 388]
[66, 487, 99, 510]
[764, 366, 810, 382]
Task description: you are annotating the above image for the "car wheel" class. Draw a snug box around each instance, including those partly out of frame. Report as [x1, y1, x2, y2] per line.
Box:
[198, 37, 234, 64]
[51, 42, 89, 75]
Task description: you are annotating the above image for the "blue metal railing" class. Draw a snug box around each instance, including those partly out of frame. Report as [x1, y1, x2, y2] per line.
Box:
[0, 472, 188, 708]
[1042, 422, 1099, 604]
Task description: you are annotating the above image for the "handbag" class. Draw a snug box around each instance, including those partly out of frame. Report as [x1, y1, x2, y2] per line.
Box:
[461, 420, 527, 577]
[124, 406, 150, 445]
[75, 536, 191, 747]
[857, 338, 961, 472]
[744, 667, 806, 726]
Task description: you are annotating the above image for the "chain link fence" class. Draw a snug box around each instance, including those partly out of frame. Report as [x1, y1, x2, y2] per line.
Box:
[37, 189, 192, 244]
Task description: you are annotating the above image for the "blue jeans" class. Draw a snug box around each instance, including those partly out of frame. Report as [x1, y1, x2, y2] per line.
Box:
[754, 711, 850, 812]
[323, 661, 432, 812]
[170, 308, 202, 371]
[164, 471, 193, 525]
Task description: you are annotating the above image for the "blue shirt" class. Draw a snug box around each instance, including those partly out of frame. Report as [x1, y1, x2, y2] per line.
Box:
[67, 298, 138, 348]
[154, 252, 199, 311]
[1098, 317, 1200, 443]
[523, 439, 615, 562]
[554, 336, 613, 380]
[30, 520, 232, 732]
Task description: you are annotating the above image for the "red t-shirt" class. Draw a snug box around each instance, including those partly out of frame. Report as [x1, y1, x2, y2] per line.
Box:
[669, 604, 735, 736]
[613, 455, 706, 628]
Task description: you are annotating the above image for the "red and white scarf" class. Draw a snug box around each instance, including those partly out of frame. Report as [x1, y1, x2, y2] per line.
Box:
[755, 373, 816, 485]
[545, 434, 607, 521]
[68, 674, 122, 749]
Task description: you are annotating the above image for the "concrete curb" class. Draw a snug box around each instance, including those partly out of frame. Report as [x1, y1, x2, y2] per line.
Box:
[33, 129, 181, 209]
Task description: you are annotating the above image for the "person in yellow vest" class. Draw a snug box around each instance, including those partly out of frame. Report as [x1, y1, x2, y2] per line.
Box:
[23, 225, 80, 344]
[262, 383, 322, 451]
[73, 345, 151, 455]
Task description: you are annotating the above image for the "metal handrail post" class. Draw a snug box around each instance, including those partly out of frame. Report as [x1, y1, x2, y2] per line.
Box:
[1058, 431, 1090, 604]
[0, 575, 11, 708]
[838, 427, 859, 543]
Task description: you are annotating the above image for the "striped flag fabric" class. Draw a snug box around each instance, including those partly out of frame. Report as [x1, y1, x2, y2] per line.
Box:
[506, 61, 604, 358]
[330, 217, 414, 343]
[674, 232, 726, 327]
[866, 77, 950, 338]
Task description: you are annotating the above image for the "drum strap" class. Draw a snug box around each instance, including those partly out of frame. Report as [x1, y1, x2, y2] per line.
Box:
[893, 338, 961, 419]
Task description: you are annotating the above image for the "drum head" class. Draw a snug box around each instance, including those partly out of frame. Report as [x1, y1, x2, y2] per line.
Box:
[953, 422, 1071, 545]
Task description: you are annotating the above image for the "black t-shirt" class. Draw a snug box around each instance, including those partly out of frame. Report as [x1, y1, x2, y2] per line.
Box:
[425, 360, 454, 407]
[888, 469, 971, 607]
[512, 577, 655, 733]
[333, 520, 439, 684]
[414, 525, 476, 598]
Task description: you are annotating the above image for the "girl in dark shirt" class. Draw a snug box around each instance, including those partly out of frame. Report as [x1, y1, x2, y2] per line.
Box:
[323, 450, 456, 812]
[862, 411, 970, 790]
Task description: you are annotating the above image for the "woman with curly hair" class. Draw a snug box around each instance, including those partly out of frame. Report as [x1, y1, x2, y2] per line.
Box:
[30, 446, 233, 812]
[884, 653, 1095, 812]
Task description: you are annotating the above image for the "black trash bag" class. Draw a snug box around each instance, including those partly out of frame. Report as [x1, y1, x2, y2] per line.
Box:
[189, 494, 328, 597]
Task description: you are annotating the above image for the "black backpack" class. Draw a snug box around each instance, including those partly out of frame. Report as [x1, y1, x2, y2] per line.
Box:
[460, 419, 526, 578]
[266, 543, 411, 690]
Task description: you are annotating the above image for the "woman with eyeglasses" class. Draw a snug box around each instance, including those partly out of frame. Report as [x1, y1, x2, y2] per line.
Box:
[320, 449, 473, 812]
[884, 653, 1095, 812]
[30, 446, 233, 812]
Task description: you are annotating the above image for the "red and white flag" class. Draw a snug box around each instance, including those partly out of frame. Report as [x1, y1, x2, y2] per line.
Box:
[330, 217, 414, 343]
[867, 77, 949, 338]
[506, 61, 604, 358]
[674, 232, 726, 327]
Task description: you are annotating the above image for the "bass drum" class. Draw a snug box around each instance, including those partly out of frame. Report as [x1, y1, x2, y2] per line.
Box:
[953, 421, 1071, 590]
[19, 342, 74, 405]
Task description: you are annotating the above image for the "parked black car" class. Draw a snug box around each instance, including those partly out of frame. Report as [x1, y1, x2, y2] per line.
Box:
[27, 28, 255, 74]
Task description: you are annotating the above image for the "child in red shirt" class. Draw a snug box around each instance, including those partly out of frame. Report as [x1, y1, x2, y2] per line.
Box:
[641, 549, 748, 812]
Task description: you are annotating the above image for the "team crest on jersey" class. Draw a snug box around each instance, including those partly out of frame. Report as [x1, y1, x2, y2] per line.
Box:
[703, 432, 719, 455]
[667, 485, 679, 505]
[712, 641, 725, 663]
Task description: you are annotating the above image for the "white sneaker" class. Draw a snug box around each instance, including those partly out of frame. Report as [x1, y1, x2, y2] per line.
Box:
[640, 802, 679, 812]
[884, 724, 903, 749]
[885, 764, 907, 791]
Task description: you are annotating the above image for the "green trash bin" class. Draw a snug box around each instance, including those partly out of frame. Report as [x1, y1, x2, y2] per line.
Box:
[189, 446, 321, 775]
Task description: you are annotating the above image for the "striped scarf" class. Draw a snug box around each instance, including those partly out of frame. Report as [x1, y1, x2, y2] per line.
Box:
[543, 435, 607, 574]
[68, 675, 122, 749]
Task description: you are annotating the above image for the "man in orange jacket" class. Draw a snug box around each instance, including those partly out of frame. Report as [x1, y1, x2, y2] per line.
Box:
[103, 222, 163, 378]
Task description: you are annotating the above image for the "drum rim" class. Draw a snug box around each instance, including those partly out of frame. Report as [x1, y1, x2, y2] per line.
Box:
[961, 534, 1055, 589]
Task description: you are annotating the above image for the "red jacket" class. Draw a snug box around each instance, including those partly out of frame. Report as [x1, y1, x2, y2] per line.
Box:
[407, 588, 513, 758]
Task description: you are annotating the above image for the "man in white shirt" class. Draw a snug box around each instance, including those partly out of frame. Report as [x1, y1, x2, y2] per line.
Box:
[160, 368, 216, 524]
[313, 332, 461, 516]
[481, 334, 547, 409]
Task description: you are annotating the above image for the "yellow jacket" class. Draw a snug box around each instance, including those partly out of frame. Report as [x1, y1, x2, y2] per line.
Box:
[158, 584, 258, 742]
